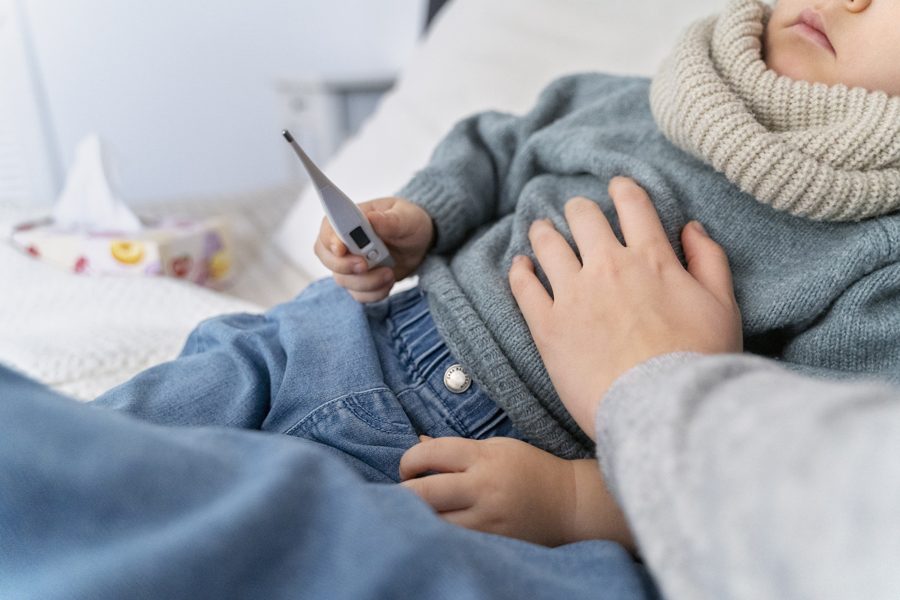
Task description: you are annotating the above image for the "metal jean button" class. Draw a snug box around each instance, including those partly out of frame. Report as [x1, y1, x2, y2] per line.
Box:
[443, 364, 471, 394]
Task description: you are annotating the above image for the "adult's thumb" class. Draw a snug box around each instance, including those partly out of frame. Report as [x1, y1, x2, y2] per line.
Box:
[682, 221, 735, 306]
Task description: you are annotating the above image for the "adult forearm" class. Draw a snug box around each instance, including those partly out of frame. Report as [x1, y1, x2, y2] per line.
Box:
[596, 352, 900, 600]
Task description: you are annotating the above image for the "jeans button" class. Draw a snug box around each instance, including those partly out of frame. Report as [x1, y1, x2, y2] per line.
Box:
[443, 364, 471, 394]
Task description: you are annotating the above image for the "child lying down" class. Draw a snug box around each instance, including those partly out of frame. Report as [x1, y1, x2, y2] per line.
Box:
[95, 0, 900, 547]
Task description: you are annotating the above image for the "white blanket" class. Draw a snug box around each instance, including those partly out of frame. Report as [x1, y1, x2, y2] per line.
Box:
[0, 190, 308, 401]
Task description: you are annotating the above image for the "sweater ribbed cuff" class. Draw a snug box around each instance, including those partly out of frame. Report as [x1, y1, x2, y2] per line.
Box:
[595, 352, 701, 500]
[397, 171, 470, 256]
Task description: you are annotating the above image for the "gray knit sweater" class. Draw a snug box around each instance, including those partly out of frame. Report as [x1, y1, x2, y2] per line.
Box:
[399, 74, 900, 459]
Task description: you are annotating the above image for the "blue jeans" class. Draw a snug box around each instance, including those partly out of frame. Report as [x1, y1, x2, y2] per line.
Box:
[94, 278, 520, 482]
[0, 363, 658, 599]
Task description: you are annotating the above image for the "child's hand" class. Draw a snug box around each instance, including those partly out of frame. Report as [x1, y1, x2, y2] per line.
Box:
[399, 436, 634, 550]
[314, 197, 435, 303]
[509, 177, 742, 438]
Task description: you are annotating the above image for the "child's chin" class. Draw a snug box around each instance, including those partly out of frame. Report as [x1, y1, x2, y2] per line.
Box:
[764, 37, 833, 86]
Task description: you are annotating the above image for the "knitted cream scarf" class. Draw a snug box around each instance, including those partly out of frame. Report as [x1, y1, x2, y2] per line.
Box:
[650, 0, 900, 221]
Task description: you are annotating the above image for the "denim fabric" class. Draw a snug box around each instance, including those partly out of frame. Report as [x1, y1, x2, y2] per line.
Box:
[0, 365, 659, 600]
[94, 278, 519, 482]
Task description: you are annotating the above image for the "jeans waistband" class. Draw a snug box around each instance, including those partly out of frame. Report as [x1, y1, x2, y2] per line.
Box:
[385, 286, 512, 439]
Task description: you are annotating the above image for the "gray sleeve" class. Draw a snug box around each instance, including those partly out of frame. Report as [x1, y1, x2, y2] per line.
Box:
[397, 75, 600, 255]
[596, 352, 900, 600]
[397, 110, 522, 255]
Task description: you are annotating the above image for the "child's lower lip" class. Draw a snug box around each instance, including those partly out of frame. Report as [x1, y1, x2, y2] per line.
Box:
[791, 22, 836, 55]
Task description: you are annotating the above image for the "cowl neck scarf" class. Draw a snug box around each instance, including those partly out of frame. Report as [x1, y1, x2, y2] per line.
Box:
[650, 0, 900, 221]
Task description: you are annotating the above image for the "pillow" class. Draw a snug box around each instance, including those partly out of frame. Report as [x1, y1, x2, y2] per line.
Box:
[276, 0, 726, 280]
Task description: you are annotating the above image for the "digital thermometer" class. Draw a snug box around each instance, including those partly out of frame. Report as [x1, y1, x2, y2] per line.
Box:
[282, 130, 395, 270]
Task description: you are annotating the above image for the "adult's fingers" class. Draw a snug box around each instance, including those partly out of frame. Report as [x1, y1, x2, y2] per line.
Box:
[528, 219, 581, 291]
[608, 177, 672, 254]
[508, 255, 553, 324]
[564, 196, 620, 261]
[400, 473, 477, 513]
[681, 221, 737, 307]
[399, 437, 479, 481]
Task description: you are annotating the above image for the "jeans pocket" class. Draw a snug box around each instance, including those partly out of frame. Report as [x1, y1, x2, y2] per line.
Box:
[285, 388, 418, 482]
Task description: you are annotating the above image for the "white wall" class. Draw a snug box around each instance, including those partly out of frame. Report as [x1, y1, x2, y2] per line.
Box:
[22, 0, 426, 203]
[0, 0, 60, 205]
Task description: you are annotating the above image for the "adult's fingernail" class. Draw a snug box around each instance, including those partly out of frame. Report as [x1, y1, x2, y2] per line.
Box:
[331, 243, 340, 254]
[353, 262, 366, 274]
[512, 255, 525, 265]
[692, 221, 707, 235]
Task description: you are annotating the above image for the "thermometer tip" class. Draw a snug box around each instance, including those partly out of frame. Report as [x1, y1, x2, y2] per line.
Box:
[282, 130, 294, 143]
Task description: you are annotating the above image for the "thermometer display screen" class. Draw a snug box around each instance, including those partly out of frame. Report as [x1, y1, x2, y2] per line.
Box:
[349, 226, 371, 249]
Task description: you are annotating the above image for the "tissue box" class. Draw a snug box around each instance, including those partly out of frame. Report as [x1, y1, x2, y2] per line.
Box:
[10, 217, 233, 289]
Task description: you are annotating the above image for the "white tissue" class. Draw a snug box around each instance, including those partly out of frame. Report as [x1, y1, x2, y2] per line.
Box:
[52, 135, 142, 232]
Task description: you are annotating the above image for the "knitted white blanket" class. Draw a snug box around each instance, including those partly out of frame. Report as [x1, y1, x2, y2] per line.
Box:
[0, 195, 301, 401]
[0, 238, 259, 400]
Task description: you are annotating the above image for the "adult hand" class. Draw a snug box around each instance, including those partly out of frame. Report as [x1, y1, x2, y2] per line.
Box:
[314, 197, 434, 303]
[508, 177, 742, 438]
[400, 436, 634, 549]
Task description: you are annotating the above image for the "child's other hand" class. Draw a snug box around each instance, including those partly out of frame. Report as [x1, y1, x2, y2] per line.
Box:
[400, 437, 573, 546]
[400, 436, 633, 549]
[509, 177, 743, 438]
[314, 197, 435, 303]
